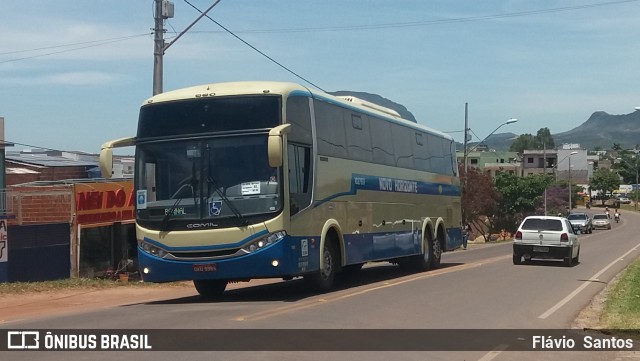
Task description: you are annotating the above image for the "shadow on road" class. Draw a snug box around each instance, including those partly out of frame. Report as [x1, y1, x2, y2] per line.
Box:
[140, 262, 464, 305]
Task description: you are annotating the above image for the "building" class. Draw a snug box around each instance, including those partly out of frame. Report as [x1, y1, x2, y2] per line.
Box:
[457, 150, 521, 177]
[521, 147, 590, 183]
[3, 179, 136, 282]
[5, 150, 133, 185]
[0, 150, 135, 282]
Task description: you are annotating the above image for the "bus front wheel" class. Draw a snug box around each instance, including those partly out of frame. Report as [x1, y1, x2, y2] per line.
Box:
[194, 279, 228, 298]
[305, 240, 337, 292]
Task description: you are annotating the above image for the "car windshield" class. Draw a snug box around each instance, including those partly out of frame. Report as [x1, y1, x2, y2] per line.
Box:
[521, 218, 563, 231]
[567, 214, 587, 220]
[593, 214, 608, 220]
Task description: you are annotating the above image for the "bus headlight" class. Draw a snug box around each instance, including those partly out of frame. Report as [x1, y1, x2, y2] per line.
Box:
[242, 231, 287, 253]
[140, 240, 168, 258]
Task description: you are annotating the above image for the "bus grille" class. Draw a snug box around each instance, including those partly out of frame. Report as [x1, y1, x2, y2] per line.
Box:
[168, 248, 240, 260]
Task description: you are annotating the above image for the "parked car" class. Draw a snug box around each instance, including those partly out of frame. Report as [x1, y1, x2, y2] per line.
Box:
[567, 212, 593, 234]
[513, 216, 580, 266]
[618, 197, 632, 204]
[592, 214, 612, 230]
[604, 198, 621, 208]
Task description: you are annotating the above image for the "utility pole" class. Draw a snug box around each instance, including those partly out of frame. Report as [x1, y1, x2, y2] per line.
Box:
[153, 0, 167, 96]
[152, 0, 221, 95]
[463, 102, 469, 178]
[543, 141, 547, 215]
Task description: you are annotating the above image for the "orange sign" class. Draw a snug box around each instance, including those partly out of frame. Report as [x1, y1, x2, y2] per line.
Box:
[75, 181, 135, 225]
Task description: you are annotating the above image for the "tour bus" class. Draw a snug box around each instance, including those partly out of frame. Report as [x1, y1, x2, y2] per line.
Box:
[100, 81, 463, 297]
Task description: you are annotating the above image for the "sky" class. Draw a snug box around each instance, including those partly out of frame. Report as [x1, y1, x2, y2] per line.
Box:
[2, 0, 640, 154]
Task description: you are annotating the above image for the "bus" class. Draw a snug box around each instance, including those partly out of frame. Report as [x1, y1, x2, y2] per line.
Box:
[100, 81, 463, 297]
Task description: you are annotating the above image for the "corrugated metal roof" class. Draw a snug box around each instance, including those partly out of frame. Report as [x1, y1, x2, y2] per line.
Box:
[6, 153, 98, 167]
[6, 167, 39, 174]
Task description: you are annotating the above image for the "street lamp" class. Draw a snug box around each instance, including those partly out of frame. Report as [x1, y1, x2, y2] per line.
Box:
[567, 151, 578, 213]
[464, 117, 518, 175]
[616, 154, 639, 211]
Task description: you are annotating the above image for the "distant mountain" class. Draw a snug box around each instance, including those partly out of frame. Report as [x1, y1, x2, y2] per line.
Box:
[460, 111, 640, 151]
[329, 91, 417, 122]
[553, 111, 640, 150]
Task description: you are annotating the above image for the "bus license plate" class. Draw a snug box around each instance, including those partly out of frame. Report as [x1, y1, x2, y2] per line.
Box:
[533, 246, 549, 253]
[193, 264, 217, 272]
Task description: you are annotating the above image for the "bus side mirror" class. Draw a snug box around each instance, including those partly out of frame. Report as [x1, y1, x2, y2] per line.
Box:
[268, 124, 291, 168]
[99, 136, 136, 179]
[100, 148, 114, 178]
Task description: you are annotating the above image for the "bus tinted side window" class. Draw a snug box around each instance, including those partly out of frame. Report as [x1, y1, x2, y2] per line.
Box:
[288, 144, 312, 216]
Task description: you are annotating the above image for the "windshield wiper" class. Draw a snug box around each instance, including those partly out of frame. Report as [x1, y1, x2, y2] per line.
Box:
[161, 177, 198, 231]
[206, 175, 248, 226]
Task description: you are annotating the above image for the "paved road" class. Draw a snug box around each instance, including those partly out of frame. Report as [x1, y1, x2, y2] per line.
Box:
[3, 207, 640, 361]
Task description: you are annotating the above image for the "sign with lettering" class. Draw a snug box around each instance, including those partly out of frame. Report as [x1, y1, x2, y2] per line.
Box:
[75, 182, 135, 225]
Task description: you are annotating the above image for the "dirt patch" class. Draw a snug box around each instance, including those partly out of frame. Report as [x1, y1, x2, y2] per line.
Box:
[0, 279, 280, 324]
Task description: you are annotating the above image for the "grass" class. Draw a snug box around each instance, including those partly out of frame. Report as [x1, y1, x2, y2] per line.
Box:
[600, 259, 640, 332]
[0, 277, 190, 295]
[600, 205, 640, 333]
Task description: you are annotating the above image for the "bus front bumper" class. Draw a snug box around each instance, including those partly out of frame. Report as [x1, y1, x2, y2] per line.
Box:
[137, 238, 318, 283]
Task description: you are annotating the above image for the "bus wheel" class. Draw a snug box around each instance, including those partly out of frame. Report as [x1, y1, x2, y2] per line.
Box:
[305, 241, 337, 292]
[193, 279, 228, 298]
[430, 232, 442, 269]
[407, 232, 434, 271]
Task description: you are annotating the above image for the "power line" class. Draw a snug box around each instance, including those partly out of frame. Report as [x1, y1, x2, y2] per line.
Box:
[182, 0, 326, 92]
[187, 0, 640, 35]
[0, 33, 151, 64]
[2, 0, 636, 64]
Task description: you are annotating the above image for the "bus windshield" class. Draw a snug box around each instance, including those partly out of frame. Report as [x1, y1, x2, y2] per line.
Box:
[135, 134, 282, 229]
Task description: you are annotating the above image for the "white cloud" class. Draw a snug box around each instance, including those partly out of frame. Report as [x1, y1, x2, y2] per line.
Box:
[2, 71, 117, 86]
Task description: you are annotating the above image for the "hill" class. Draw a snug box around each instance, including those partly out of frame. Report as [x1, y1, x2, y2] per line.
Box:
[463, 111, 640, 151]
[553, 111, 640, 150]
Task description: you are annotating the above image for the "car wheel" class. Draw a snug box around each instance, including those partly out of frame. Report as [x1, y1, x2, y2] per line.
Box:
[513, 253, 522, 265]
[564, 248, 573, 267]
[572, 247, 580, 265]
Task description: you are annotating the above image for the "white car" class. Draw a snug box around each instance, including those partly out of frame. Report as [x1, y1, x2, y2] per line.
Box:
[513, 216, 580, 266]
[618, 197, 632, 204]
[592, 214, 611, 230]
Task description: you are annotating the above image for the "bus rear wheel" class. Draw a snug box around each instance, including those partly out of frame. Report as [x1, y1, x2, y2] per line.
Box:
[406, 232, 435, 271]
[193, 279, 228, 298]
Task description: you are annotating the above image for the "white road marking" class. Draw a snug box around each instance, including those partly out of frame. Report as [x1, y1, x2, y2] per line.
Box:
[538, 245, 640, 319]
[477, 344, 509, 361]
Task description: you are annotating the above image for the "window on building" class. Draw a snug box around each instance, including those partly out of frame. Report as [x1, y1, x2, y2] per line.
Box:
[527, 157, 534, 163]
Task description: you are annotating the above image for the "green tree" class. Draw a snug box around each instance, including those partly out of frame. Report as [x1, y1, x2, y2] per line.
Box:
[509, 128, 555, 153]
[509, 134, 536, 154]
[493, 173, 553, 233]
[614, 153, 639, 184]
[589, 169, 620, 204]
[534, 127, 555, 149]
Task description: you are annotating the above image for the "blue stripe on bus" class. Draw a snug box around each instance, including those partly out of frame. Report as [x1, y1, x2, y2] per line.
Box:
[142, 228, 269, 252]
[317, 173, 461, 205]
